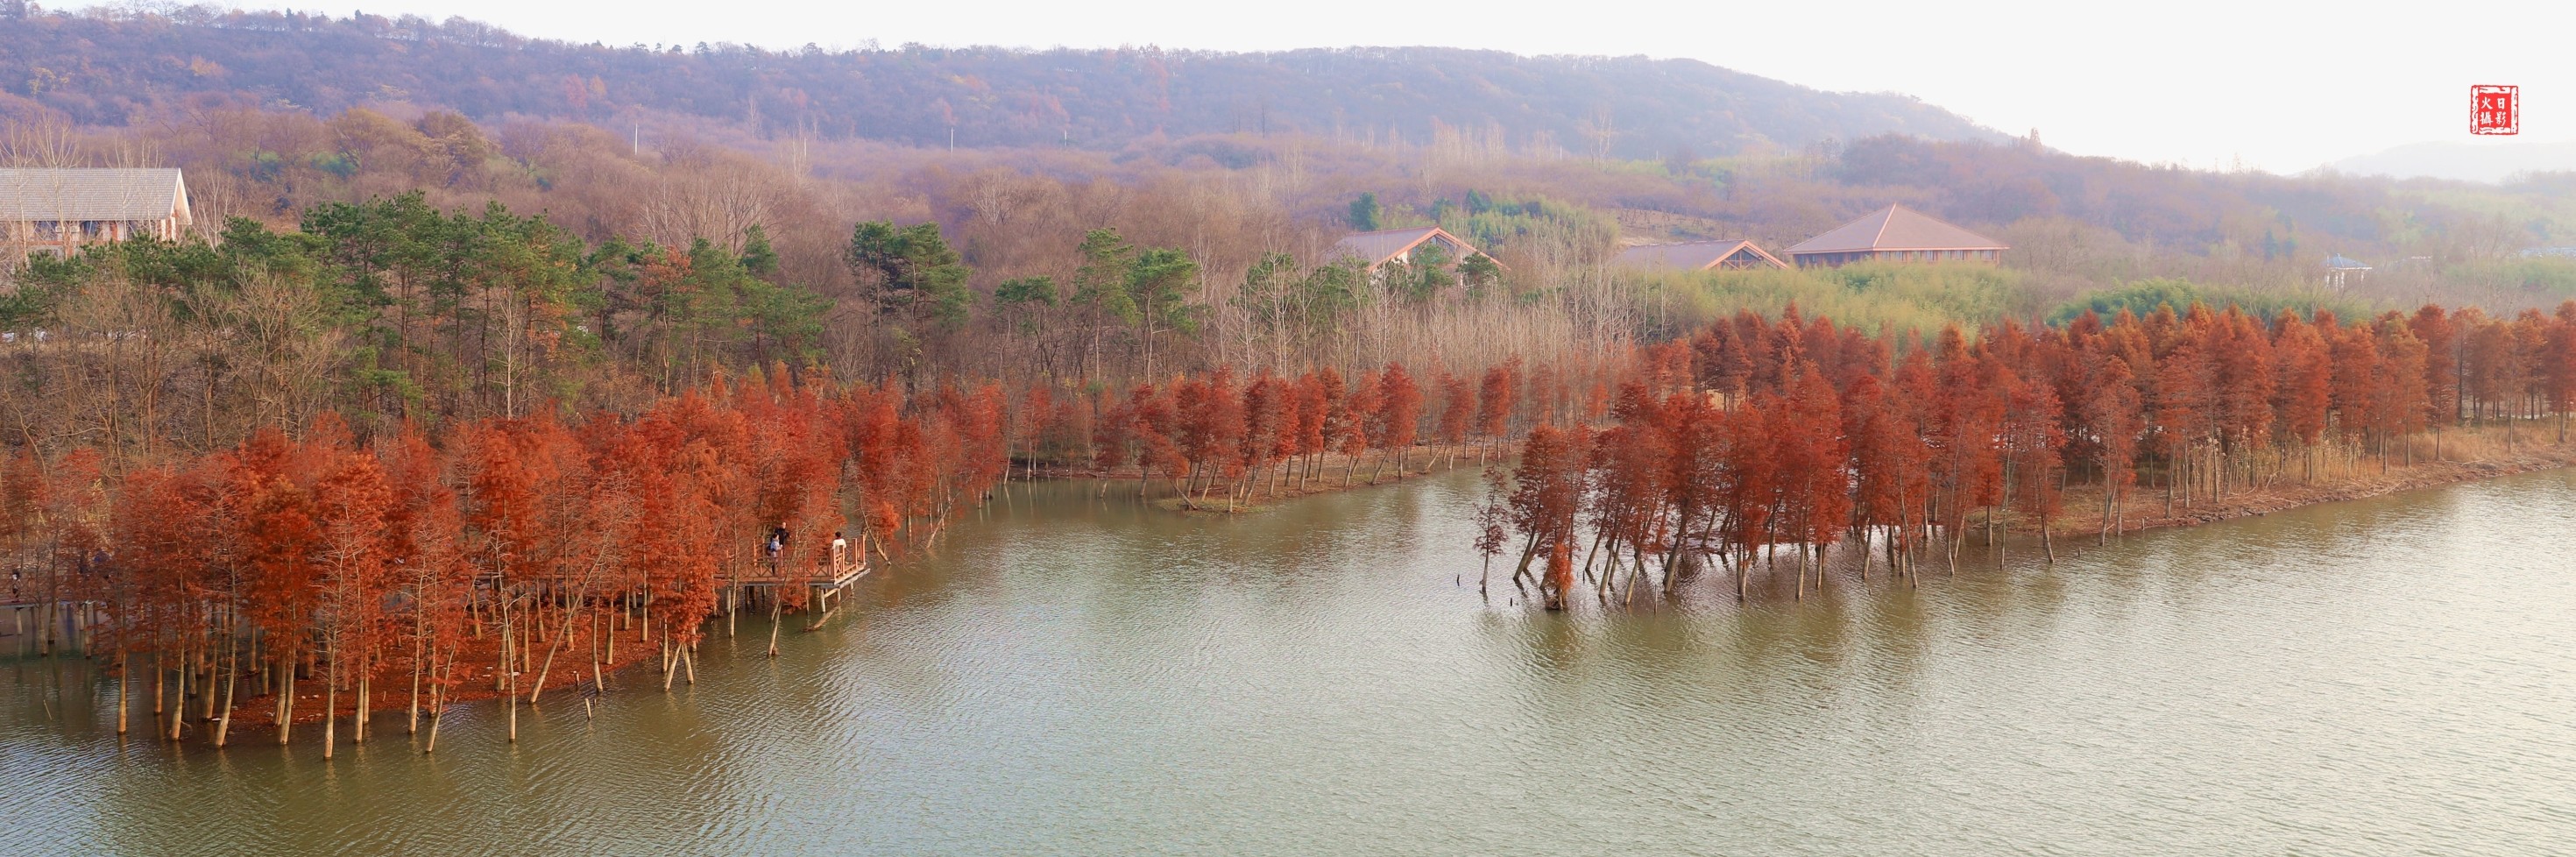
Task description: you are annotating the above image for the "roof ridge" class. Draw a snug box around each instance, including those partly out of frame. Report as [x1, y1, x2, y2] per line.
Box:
[0, 167, 192, 223]
[1784, 202, 2005, 255]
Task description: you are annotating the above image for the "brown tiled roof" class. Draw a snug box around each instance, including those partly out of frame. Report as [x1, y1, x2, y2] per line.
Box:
[1784, 204, 2003, 255]
[1327, 225, 1488, 268]
[1613, 239, 1787, 271]
[0, 168, 192, 223]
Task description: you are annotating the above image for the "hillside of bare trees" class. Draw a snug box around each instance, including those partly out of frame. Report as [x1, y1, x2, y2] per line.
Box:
[0, 4, 1999, 157]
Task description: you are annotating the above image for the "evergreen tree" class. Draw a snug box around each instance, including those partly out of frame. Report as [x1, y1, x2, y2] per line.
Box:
[1348, 193, 1381, 231]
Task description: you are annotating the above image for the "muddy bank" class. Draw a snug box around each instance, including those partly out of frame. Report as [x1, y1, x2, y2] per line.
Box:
[2055, 428, 2576, 540]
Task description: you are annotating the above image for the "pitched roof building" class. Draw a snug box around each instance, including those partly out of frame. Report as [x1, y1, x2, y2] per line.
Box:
[1, 168, 195, 261]
[2324, 254, 2372, 289]
[1613, 239, 1788, 272]
[1326, 225, 1493, 271]
[1783, 204, 2005, 268]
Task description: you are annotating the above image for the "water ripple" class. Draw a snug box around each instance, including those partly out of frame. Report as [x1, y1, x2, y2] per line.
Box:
[6, 471, 2576, 855]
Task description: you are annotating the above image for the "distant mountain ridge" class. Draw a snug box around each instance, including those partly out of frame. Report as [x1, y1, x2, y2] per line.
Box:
[2325, 139, 2576, 183]
[0, 6, 2005, 155]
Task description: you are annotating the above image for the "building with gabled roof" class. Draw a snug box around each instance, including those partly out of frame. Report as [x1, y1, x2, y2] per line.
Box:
[1326, 225, 1496, 272]
[2324, 254, 2372, 289]
[1, 168, 195, 263]
[1783, 203, 2005, 268]
[1613, 239, 1788, 272]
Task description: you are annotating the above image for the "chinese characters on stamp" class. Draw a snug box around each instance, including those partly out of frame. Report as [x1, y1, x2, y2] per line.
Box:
[2472, 85, 2518, 135]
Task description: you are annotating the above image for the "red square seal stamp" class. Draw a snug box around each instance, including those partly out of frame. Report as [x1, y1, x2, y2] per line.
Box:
[2472, 85, 2519, 135]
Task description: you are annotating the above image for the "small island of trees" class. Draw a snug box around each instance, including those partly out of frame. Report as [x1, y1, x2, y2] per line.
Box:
[1477, 302, 2576, 609]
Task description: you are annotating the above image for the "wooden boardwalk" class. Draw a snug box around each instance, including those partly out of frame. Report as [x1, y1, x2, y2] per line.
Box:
[731, 556, 872, 614]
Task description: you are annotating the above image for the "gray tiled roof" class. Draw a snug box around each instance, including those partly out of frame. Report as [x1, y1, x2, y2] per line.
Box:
[1785, 204, 2003, 255]
[1613, 240, 1786, 270]
[0, 168, 192, 223]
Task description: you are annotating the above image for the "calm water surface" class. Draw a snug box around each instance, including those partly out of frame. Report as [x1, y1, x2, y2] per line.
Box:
[6, 468, 2576, 856]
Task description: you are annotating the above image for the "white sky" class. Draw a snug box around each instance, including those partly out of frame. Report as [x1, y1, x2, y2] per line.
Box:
[192, 0, 2572, 174]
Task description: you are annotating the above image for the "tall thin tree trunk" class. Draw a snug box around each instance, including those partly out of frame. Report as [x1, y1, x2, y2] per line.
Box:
[323, 641, 337, 759]
[215, 631, 237, 747]
[767, 596, 783, 657]
[277, 651, 295, 746]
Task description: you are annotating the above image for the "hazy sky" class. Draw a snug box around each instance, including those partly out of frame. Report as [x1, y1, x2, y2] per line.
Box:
[195, 0, 2569, 174]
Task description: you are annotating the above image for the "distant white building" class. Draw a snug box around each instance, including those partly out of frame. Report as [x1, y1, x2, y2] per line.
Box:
[2324, 254, 2372, 289]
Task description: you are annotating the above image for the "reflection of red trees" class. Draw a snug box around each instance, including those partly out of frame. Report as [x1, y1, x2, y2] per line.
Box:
[1487, 302, 2576, 609]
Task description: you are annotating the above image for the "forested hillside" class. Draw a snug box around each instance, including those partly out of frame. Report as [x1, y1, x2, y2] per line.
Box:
[13, 3, 2576, 760]
[5, 3, 2576, 471]
[0, 4, 1999, 157]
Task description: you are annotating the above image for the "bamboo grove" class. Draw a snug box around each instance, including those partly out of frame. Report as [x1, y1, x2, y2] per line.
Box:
[1479, 301, 2576, 609]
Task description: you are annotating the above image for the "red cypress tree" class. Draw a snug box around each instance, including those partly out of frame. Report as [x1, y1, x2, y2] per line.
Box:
[2327, 319, 2381, 448]
[2151, 335, 2213, 509]
[2371, 317, 2431, 458]
[1778, 366, 1851, 596]
[2082, 353, 2144, 537]
[1371, 362, 1422, 480]
[2410, 305, 2462, 433]
[229, 428, 325, 743]
[1239, 371, 1286, 501]
[1338, 370, 1379, 485]
[1435, 372, 1473, 461]
[310, 447, 393, 755]
[1999, 366, 2067, 561]
[1842, 373, 1916, 575]
[1505, 424, 1588, 609]
[2270, 312, 2334, 464]
[2549, 302, 2576, 442]
[2211, 308, 2277, 467]
[1292, 372, 1329, 488]
[1475, 358, 1518, 458]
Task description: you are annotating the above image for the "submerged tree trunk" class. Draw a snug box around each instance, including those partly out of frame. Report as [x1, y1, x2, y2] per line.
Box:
[214, 634, 237, 747]
[277, 651, 296, 746]
[505, 604, 518, 744]
[408, 596, 425, 735]
[115, 649, 128, 735]
[425, 648, 455, 755]
[355, 674, 369, 745]
[323, 641, 338, 759]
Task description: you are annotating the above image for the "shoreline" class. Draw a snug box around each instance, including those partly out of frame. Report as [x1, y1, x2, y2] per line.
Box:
[2043, 426, 2576, 542]
[29, 428, 2576, 741]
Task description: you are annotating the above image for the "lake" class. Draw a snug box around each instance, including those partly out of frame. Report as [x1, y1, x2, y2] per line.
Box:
[6, 467, 2575, 855]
